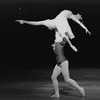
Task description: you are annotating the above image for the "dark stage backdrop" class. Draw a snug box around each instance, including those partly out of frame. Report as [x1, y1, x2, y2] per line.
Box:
[0, 0, 100, 71]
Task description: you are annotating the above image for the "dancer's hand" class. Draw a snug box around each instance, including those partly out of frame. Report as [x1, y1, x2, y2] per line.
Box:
[85, 28, 91, 35]
[51, 43, 55, 51]
[15, 20, 25, 24]
[63, 37, 67, 42]
[47, 26, 54, 30]
[70, 45, 78, 52]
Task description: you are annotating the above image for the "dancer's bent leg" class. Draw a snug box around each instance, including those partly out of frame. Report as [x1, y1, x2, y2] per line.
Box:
[61, 60, 85, 97]
[51, 64, 62, 97]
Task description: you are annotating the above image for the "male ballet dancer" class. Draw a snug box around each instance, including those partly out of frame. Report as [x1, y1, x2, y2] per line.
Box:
[16, 10, 91, 98]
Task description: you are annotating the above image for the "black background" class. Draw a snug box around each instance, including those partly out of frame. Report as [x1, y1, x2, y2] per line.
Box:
[0, 0, 100, 72]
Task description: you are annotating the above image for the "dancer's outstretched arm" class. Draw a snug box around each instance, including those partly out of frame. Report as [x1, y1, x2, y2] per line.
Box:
[15, 20, 46, 26]
[70, 15, 91, 35]
[15, 19, 54, 30]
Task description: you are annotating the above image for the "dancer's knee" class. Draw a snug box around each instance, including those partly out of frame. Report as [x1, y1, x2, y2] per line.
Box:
[64, 77, 71, 83]
[51, 75, 57, 80]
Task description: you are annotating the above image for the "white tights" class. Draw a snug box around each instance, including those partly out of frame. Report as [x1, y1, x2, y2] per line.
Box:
[51, 60, 85, 97]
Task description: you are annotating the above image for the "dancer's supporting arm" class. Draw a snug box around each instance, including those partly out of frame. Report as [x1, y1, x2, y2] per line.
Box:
[70, 14, 91, 35]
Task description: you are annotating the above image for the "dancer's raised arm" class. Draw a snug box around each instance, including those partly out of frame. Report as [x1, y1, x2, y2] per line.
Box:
[70, 14, 91, 35]
[15, 20, 46, 26]
[15, 19, 54, 30]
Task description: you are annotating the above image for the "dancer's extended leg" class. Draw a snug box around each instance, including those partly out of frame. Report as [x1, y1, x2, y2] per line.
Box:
[51, 64, 62, 97]
[61, 60, 85, 97]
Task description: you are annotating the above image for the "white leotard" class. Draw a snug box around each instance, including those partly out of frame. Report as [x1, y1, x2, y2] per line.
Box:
[44, 10, 75, 42]
[54, 10, 75, 41]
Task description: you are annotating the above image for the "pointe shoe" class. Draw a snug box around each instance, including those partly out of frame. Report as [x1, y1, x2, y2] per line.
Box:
[50, 93, 60, 98]
[70, 45, 78, 52]
[80, 87, 85, 97]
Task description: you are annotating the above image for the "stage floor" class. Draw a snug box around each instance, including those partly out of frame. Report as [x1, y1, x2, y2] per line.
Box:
[0, 68, 100, 100]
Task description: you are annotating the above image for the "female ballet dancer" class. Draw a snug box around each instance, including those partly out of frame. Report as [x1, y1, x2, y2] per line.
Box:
[16, 10, 91, 98]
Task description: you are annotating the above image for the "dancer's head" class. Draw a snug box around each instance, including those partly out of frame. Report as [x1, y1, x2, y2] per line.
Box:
[74, 13, 82, 20]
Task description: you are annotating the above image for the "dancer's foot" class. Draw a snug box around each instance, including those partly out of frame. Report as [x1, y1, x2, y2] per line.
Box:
[70, 45, 78, 52]
[80, 87, 85, 97]
[50, 93, 60, 98]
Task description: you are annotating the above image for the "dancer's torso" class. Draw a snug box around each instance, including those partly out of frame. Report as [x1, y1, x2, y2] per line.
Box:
[54, 42, 66, 63]
[47, 10, 75, 39]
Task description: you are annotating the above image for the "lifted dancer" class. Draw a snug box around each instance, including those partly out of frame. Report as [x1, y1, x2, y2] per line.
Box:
[16, 10, 91, 98]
